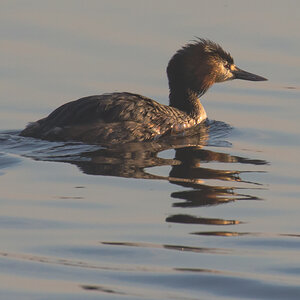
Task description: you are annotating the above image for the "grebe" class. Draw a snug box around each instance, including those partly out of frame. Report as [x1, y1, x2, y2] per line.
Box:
[20, 39, 267, 144]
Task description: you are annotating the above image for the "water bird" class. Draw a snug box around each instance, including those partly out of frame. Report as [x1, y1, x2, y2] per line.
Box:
[20, 38, 267, 144]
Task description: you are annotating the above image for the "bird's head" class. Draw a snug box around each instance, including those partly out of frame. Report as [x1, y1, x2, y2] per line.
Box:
[167, 38, 267, 97]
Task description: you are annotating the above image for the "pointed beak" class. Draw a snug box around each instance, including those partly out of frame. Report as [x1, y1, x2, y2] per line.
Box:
[232, 66, 267, 81]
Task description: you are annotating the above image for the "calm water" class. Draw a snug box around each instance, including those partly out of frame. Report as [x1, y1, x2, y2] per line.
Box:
[1, 1, 300, 299]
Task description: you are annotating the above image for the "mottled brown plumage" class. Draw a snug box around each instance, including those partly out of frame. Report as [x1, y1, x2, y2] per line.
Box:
[20, 39, 267, 144]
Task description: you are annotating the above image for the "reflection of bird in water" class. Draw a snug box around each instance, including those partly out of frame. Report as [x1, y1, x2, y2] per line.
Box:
[20, 39, 267, 144]
[20, 127, 268, 228]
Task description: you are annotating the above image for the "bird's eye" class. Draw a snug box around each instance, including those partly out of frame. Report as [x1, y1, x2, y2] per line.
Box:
[224, 63, 231, 70]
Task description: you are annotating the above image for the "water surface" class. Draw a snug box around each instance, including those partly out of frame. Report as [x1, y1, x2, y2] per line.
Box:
[1, 1, 300, 299]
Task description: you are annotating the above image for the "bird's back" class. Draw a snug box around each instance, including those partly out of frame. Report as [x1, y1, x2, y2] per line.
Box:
[20, 92, 191, 144]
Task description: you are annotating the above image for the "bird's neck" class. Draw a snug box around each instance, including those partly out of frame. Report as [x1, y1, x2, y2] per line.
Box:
[169, 87, 206, 119]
